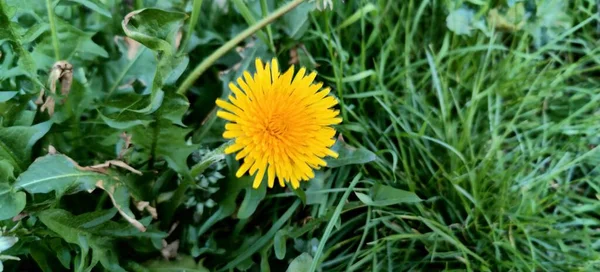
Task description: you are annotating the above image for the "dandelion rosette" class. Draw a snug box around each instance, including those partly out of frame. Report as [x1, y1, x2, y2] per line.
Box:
[216, 58, 342, 189]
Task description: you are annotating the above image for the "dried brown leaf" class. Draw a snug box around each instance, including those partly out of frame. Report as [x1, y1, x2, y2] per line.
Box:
[41, 96, 56, 116]
[124, 37, 141, 60]
[38, 61, 73, 116]
[135, 201, 158, 219]
[96, 180, 146, 232]
[12, 213, 28, 222]
[289, 47, 299, 65]
[119, 132, 132, 159]
[161, 239, 180, 259]
[175, 31, 182, 50]
[88, 160, 142, 175]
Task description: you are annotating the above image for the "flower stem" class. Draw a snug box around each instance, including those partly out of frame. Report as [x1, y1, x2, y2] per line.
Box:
[176, 0, 305, 96]
[46, 0, 60, 60]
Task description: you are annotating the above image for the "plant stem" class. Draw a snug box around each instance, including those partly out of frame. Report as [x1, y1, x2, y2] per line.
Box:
[260, 0, 276, 52]
[179, 0, 203, 54]
[46, 0, 60, 60]
[176, 0, 305, 95]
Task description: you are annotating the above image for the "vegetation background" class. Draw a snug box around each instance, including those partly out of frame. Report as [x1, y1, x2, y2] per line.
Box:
[1, 0, 600, 271]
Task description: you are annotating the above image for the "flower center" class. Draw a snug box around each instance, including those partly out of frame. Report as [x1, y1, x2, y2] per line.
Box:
[264, 112, 288, 138]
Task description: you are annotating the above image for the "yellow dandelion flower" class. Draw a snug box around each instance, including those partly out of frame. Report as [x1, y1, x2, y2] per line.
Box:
[216, 58, 342, 189]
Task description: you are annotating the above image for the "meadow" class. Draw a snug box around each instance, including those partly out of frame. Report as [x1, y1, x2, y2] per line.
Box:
[1, 0, 600, 271]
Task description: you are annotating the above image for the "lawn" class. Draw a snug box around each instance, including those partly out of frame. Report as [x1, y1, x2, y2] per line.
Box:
[1, 0, 600, 271]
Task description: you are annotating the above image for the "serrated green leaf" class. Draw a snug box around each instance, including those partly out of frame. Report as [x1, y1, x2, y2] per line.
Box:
[0, 121, 52, 174]
[104, 37, 157, 97]
[19, 23, 49, 43]
[159, 92, 190, 127]
[143, 255, 209, 272]
[99, 111, 153, 130]
[122, 8, 187, 55]
[0, 0, 43, 88]
[31, 17, 108, 70]
[131, 119, 198, 174]
[14, 154, 101, 196]
[286, 253, 313, 272]
[164, 56, 189, 85]
[121, 8, 188, 114]
[325, 140, 376, 168]
[38, 209, 128, 272]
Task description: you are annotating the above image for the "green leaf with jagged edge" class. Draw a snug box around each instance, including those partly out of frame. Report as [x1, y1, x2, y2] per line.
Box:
[35, 208, 164, 271]
[37, 209, 128, 272]
[99, 110, 154, 130]
[100, 91, 189, 130]
[121, 8, 188, 114]
[14, 154, 153, 231]
[122, 8, 187, 55]
[31, 17, 108, 70]
[104, 36, 157, 97]
[0, 121, 52, 174]
[13, 154, 101, 196]
[130, 119, 198, 175]
[0, 0, 43, 88]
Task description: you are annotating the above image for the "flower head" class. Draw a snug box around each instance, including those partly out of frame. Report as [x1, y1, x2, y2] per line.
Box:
[216, 58, 341, 189]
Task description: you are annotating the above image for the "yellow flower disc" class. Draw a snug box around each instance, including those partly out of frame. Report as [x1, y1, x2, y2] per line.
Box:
[216, 58, 342, 189]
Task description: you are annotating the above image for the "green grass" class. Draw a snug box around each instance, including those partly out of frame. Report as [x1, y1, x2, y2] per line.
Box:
[295, 0, 600, 270]
[2, 0, 600, 271]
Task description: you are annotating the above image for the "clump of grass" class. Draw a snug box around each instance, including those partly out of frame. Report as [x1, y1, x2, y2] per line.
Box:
[298, 0, 600, 270]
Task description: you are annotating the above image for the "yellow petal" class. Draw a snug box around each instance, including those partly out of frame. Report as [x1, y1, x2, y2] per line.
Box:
[216, 110, 238, 122]
[253, 167, 266, 188]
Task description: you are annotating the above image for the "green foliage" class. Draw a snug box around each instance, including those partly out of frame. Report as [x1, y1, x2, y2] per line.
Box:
[0, 121, 52, 174]
[1, 0, 599, 271]
[14, 154, 101, 195]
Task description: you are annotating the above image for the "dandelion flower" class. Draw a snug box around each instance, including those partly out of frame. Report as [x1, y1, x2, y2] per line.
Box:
[216, 58, 342, 189]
